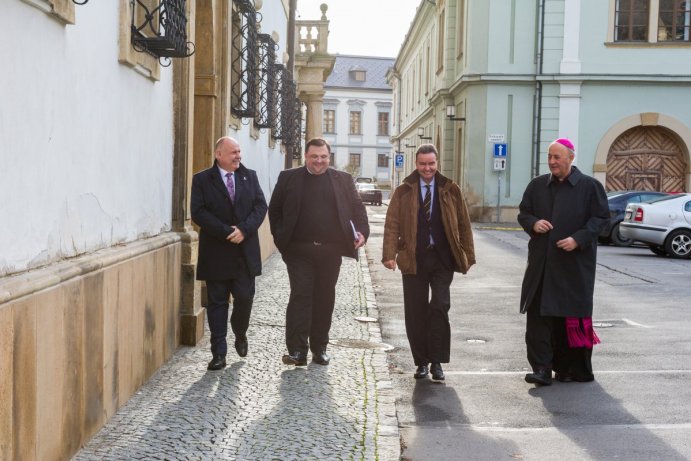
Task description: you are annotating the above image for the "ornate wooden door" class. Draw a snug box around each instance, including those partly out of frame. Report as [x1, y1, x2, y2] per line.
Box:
[606, 126, 687, 193]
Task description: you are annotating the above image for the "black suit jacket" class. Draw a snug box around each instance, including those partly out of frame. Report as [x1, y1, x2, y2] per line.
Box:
[268, 167, 370, 259]
[191, 163, 268, 280]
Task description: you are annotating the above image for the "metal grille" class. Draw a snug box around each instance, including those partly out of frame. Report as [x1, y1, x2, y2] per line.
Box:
[254, 34, 277, 129]
[231, 0, 259, 119]
[271, 64, 302, 157]
[272, 64, 290, 140]
[131, 0, 194, 64]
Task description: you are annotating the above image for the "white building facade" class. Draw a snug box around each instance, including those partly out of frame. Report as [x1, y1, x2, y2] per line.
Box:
[0, 0, 298, 458]
[322, 55, 395, 185]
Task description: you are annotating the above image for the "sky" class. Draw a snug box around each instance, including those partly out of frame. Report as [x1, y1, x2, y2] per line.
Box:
[296, 0, 422, 58]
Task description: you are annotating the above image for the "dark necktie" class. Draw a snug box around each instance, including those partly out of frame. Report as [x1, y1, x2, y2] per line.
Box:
[423, 184, 431, 222]
[225, 172, 235, 204]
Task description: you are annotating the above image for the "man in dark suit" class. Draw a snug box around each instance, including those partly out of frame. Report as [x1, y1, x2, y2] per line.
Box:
[191, 136, 268, 370]
[269, 138, 369, 366]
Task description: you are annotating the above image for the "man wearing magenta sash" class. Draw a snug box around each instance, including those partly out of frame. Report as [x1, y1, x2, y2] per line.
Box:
[518, 138, 609, 385]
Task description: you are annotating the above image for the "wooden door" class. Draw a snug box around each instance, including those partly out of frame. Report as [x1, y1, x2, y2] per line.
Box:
[606, 126, 687, 192]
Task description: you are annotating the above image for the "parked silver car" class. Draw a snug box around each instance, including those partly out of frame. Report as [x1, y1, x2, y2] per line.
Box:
[619, 193, 691, 258]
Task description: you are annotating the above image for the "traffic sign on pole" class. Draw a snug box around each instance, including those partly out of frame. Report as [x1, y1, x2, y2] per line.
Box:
[395, 153, 404, 168]
[493, 143, 508, 157]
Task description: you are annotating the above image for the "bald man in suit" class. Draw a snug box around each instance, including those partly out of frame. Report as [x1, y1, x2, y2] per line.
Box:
[191, 137, 268, 370]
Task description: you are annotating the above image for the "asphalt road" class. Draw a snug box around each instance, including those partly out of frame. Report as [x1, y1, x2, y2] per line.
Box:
[363, 203, 691, 461]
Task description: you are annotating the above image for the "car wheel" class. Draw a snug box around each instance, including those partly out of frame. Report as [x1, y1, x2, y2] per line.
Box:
[610, 223, 633, 247]
[664, 229, 691, 259]
[649, 245, 667, 256]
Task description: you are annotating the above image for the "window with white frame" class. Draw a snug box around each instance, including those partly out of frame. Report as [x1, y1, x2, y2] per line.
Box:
[378, 112, 390, 136]
[349, 111, 362, 135]
[378, 154, 389, 168]
[324, 109, 336, 133]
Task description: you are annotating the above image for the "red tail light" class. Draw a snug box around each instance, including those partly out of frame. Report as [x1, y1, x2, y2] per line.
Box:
[634, 208, 644, 222]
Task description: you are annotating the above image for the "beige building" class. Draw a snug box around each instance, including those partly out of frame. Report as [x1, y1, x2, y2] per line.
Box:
[0, 1, 332, 459]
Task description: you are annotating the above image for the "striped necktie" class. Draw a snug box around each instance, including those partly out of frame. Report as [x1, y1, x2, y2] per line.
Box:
[423, 184, 431, 222]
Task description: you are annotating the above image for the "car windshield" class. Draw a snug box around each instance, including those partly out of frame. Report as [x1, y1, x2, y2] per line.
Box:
[358, 184, 376, 190]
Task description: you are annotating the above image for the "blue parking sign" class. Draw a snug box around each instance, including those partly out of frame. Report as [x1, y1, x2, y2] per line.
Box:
[493, 143, 508, 157]
[395, 153, 404, 167]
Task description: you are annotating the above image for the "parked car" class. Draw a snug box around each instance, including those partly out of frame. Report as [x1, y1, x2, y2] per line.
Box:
[619, 193, 691, 258]
[356, 183, 382, 206]
[599, 190, 670, 246]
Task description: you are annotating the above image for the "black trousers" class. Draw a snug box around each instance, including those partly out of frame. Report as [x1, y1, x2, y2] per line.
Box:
[402, 248, 454, 366]
[282, 242, 342, 354]
[526, 306, 594, 379]
[206, 276, 255, 356]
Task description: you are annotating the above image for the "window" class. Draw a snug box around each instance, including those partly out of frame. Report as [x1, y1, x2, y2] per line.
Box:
[612, 0, 691, 43]
[378, 112, 389, 136]
[658, 0, 691, 41]
[324, 109, 336, 133]
[118, 0, 161, 80]
[437, 9, 445, 72]
[615, 0, 650, 41]
[349, 111, 362, 135]
[456, 0, 466, 58]
[378, 154, 389, 168]
[349, 153, 361, 167]
[352, 70, 366, 81]
[330, 152, 335, 165]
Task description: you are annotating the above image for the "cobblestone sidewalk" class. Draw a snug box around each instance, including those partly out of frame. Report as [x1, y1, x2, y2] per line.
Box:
[73, 250, 399, 461]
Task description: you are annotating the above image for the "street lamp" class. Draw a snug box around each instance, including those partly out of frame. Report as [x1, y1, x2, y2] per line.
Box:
[446, 105, 466, 121]
[417, 127, 432, 140]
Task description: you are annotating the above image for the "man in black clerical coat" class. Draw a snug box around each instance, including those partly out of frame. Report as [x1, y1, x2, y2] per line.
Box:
[518, 138, 609, 385]
[191, 137, 268, 371]
[269, 138, 369, 366]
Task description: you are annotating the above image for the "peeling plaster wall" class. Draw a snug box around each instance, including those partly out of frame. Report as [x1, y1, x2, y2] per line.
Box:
[0, 2, 174, 277]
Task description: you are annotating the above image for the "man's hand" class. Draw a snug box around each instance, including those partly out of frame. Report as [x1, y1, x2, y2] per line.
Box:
[532, 219, 554, 234]
[354, 232, 366, 249]
[556, 237, 578, 251]
[383, 259, 396, 271]
[227, 227, 245, 244]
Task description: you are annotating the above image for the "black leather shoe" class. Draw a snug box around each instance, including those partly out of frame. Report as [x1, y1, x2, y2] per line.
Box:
[282, 351, 307, 366]
[207, 354, 226, 371]
[555, 372, 594, 383]
[525, 368, 552, 386]
[312, 350, 330, 365]
[430, 363, 445, 382]
[235, 336, 248, 358]
[413, 365, 429, 379]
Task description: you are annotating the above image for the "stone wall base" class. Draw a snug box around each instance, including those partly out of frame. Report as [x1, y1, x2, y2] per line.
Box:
[0, 234, 182, 461]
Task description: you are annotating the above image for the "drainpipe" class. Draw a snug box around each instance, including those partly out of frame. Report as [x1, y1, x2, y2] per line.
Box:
[531, 0, 545, 177]
[286, 0, 297, 169]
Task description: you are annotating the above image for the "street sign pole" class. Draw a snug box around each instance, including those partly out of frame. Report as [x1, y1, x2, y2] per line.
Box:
[496, 172, 501, 223]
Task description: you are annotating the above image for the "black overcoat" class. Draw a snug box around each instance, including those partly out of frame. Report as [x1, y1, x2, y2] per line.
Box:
[517, 167, 609, 317]
[268, 167, 369, 259]
[191, 163, 268, 280]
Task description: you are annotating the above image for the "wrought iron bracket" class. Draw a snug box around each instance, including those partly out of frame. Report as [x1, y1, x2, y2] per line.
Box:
[130, 0, 195, 67]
